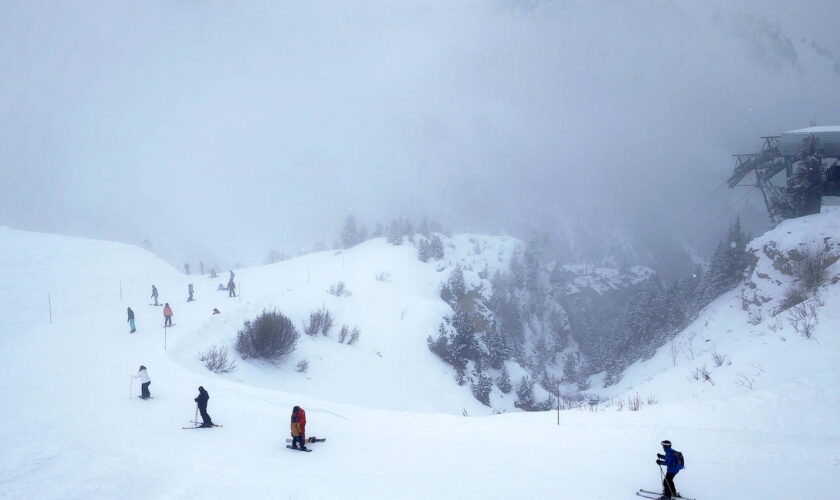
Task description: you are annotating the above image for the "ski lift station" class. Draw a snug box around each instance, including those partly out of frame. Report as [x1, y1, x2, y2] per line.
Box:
[727, 125, 840, 224]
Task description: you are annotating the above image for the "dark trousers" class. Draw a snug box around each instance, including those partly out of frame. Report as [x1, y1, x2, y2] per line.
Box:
[291, 435, 305, 448]
[165, 316, 172, 326]
[662, 472, 677, 498]
[188, 292, 194, 301]
[199, 406, 212, 426]
[141, 382, 151, 398]
[229, 289, 236, 297]
[153, 297, 158, 306]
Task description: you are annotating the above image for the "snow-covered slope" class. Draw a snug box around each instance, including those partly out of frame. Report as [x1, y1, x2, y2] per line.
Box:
[2, 221, 840, 500]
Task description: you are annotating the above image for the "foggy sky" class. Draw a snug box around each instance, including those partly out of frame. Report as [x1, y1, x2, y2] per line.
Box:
[2, 0, 839, 268]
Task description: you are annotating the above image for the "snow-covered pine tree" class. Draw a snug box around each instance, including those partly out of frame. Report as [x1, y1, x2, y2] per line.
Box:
[341, 215, 359, 249]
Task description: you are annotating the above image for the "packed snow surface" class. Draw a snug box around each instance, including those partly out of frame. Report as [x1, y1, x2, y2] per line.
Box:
[1, 221, 839, 499]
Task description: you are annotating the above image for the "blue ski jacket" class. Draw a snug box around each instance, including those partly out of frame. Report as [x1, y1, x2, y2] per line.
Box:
[657, 448, 684, 474]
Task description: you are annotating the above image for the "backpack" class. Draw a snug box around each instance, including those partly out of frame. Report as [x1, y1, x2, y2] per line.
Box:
[674, 450, 685, 469]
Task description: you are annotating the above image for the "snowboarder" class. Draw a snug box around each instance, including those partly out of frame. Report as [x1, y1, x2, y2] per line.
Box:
[184, 263, 190, 275]
[290, 405, 307, 450]
[163, 303, 173, 327]
[199, 261, 205, 275]
[132, 365, 151, 399]
[194, 386, 213, 427]
[212, 308, 221, 315]
[187, 283, 194, 302]
[127, 307, 136, 333]
[151, 285, 159, 306]
[228, 278, 236, 298]
[655, 440, 685, 499]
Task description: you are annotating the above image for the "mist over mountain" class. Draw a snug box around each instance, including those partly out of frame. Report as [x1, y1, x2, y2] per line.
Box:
[1, 0, 839, 269]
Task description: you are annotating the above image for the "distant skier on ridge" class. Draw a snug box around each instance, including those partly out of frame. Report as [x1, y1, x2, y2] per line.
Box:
[194, 386, 214, 427]
[127, 307, 136, 333]
[655, 440, 685, 500]
[184, 263, 190, 275]
[163, 303, 173, 327]
[150, 285, 159, 306]
[187, 283, 194, 302]
[228, 278, 236, 298]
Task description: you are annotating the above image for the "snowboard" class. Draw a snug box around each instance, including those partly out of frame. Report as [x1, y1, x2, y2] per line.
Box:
[162, 324, 175, 328]
[285, 437, 325, 443]
[137, 396, 153, 400]
[149, 304, 163, 306]
[286, 445, 312, 452]
[182, 424, 223, 429]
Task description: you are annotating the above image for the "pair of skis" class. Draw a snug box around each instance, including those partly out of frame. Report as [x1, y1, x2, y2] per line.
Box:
[182, 421, 223, 429]
[636, 489, 695, 500]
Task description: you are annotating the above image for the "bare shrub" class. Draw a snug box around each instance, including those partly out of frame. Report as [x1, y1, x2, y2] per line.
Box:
[235, 309, 299, 360]
[646, 394, 658, 405]
[794, 246, 835, 293]
[296, 359, 309, 373]
[338, 324, 350, 343]
[374, 271, 391, 282]
[682, 332, 697, 361]
[198, 345, 237, 374]
[615, 398, 624, 411]
[734, 372, 754, 391]
[787, 300, 819, 339]
[689, 364, 715, 385]
[347, 326, 361, 345]
[668, 340, 680, 366]
[303, 307, 334, 336]
[328, 281, 351, 297]
[628, 393, 642, 411]
[711, 350, 730, 368]
[777, 285, 807, 312]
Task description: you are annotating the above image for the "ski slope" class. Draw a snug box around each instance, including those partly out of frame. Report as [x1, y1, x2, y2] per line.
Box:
[1, 222, 839, 500]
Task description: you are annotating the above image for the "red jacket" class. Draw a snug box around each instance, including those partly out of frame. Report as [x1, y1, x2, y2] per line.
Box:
[291, 407, 306, 430]
[163, 306, 173, 317]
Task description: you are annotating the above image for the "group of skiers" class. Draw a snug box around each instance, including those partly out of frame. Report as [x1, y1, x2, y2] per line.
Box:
[125, 277, 240, 333]
[130, 366, 313, 447]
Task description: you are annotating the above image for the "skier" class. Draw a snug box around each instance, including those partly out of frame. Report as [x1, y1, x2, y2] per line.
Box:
[187, 283, 194, 302]
[194, 386, 213, 427]
[163, 303, 173, 327]
[228, 278, 236, 298]
[655, 440, 685, 499]
[127, 307, 136, 333]
[151, 285, 159, 306]
[184, 263, 190, 275]
[210, 268, 217, 278]
[290, 405, 307, 450]
[132, 365, 151, 399]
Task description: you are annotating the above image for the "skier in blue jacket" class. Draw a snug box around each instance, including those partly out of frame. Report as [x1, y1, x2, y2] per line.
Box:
[655, 440, 684, 499]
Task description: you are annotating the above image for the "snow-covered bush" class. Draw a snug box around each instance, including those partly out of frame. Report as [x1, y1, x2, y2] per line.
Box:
[374, 271, 391, 282]
[338, 324, 350, 343]
[296, 359, 309, 373]
[303, 307, 334, 336]
[514, 376, 535, 409]
[787, 300, 819, 339]
[328, 281, 351, 297]
[235, 310, 299, 361]
[711, 350, 730, 367]
[198, 345, 237, 374]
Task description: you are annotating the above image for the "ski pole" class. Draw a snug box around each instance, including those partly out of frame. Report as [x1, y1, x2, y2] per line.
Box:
[195, 405, 198, 425]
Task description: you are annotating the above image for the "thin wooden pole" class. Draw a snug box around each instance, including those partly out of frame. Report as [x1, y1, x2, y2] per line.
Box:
[48, 294, 53, 324]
